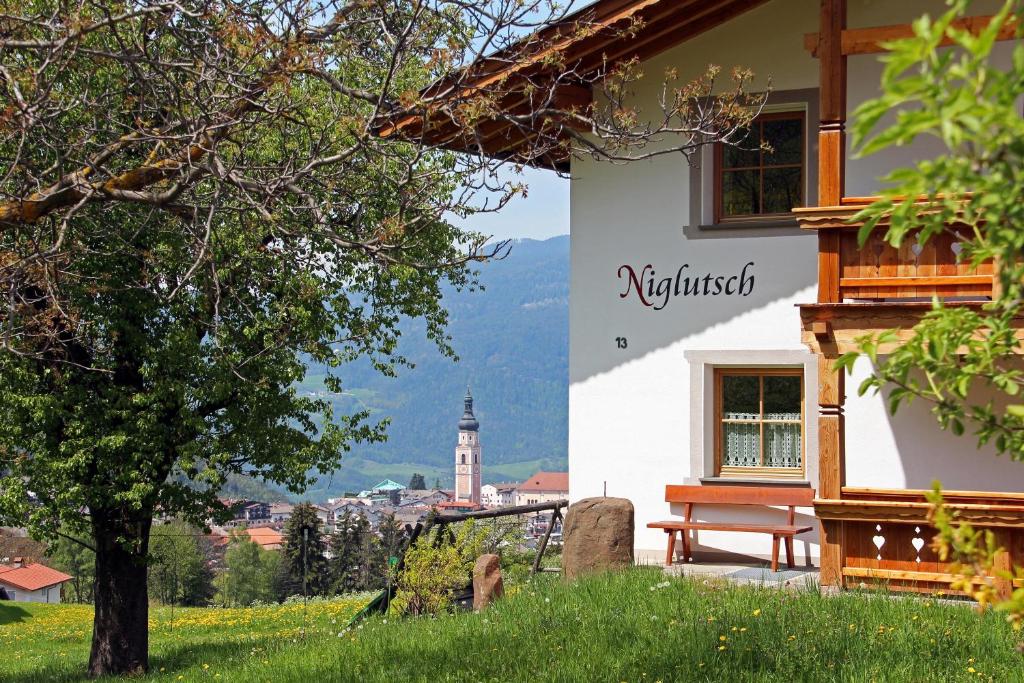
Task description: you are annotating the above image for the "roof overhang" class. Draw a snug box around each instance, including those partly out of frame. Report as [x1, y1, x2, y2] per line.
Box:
[377, 0, 773, 171]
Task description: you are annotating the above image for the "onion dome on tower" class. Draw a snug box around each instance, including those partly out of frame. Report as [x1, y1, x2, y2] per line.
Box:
[458, 387, 479, 432]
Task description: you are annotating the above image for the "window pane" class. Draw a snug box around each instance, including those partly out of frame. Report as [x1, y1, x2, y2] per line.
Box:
[762, 167, 802, 213]
[723, 422, 761, 467]
[721, 170, 759, 217]
[764, 423, 801, 468]
[763, 117, 803, 165]
[763, 375, 801, 419]
[722, 132, 760, 168]
[722, 374, 759, 419]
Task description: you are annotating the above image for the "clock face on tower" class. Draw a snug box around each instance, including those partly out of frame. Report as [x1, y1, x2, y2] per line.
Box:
[457, 465, 468, 474]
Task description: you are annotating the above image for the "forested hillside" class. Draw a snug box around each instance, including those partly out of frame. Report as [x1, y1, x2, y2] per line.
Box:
[299, 236, 569, 497]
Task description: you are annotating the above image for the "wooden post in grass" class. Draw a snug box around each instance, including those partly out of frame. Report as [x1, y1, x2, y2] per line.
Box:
[532, 508, 563, 575]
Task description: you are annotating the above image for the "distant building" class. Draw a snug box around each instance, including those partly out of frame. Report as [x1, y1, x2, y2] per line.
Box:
[481, 483, 518, 508]
[355, 480, 405, 498]
[454, 388, 482, 504]
[244, 527, 284, 550]
[0, 561, 73, 603]
[220, 499, 271, 526]
[269, 503, 294, 523]
[516, 472, 569, 506]
[393, 506, 431, 528]
[330, 501, 379, 529]
[436, 500, 484, 513]
[399, 489, 452, 508]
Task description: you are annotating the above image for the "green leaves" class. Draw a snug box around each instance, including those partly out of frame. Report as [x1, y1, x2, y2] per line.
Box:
[844, 0, 1024, 460]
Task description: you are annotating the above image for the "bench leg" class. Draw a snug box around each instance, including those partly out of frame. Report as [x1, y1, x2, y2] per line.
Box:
[771, 536, 781, 573]
[784, 537, 795, 569]
[665, 530, 676, 566]
[681, 529, 691, 564]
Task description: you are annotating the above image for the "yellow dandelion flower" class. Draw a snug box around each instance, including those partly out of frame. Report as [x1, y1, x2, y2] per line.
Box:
[718, 645, 727, 651]
[719, 635, 728, 641]
[752, 609, 761, 616]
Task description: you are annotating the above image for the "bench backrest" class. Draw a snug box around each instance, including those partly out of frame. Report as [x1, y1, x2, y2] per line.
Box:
[665, 485, 815, 524]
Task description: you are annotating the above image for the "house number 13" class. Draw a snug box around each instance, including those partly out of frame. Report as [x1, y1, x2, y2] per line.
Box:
[615, 337, 628, 349]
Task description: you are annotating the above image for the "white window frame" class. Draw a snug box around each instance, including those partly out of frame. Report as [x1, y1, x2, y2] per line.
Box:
[685, 350, 818, 485]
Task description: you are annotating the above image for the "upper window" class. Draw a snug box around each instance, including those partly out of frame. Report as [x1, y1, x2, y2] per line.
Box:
[714, 111, 805, 222]
[714, 368, 803, 478]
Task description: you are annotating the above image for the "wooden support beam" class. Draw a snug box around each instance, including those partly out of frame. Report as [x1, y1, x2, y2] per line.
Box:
[817, 231, 841, 304]
[817, 0, 846, 208]
[434, 499, 568, 523]
[817, 352, 846, 589]
[804, 14, 1020, 57]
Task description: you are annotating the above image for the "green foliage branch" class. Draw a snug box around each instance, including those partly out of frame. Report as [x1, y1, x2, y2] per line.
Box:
[838, 0, 1024, 630]
[837, 0, 1024, 456]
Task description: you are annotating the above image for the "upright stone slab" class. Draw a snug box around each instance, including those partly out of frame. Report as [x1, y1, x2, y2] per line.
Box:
[562, 497, 634, 580]
[472, 553, 504, 610]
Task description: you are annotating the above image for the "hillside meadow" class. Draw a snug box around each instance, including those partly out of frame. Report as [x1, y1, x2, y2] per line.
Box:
[3, 569, 1022, 682]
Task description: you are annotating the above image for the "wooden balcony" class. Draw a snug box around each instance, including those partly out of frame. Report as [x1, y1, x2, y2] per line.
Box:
[792, 199, 1024, 355]
[814, 488, 1024, 595]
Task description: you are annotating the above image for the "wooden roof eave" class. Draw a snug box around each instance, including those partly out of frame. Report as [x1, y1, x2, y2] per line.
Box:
[375, 0, 773, 169]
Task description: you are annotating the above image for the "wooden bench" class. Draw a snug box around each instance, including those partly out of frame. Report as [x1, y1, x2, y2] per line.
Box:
[647, 485, 815, 572]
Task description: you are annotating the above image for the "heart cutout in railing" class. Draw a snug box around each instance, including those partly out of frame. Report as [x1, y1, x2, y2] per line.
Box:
[872, 534, 886, 561]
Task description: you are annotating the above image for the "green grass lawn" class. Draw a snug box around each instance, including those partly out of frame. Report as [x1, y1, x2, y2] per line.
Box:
[3, 569, 1022, 682]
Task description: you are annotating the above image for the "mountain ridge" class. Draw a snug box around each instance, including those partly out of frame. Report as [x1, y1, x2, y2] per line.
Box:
[299, 235, 569, 498]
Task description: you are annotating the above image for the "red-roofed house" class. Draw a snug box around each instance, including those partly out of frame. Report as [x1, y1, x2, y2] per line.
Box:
[244, 526, 284, 550]
[435, 500, 484, 513]
[516, 472, 569, 506]
[0, 561, 73, 603]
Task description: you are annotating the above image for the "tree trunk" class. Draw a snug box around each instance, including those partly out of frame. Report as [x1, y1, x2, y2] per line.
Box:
[88, 511, 152, 677]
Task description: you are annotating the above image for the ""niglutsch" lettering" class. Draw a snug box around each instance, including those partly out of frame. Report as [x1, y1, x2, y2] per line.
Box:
[617, 262, 755, 310]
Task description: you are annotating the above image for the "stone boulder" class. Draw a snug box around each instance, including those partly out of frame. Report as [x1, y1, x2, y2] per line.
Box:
[562, 497, 634, 580]
[472, 553, 504, 610]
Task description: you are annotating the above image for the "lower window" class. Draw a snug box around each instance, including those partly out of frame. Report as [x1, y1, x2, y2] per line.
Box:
[714, 368, 804, 478]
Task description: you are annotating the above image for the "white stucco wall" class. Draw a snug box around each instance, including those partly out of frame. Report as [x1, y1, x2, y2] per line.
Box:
[2, 584, 62, 603]
[567, 0, 1023, 564]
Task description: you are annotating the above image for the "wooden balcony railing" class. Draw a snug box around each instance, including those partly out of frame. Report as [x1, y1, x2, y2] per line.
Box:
[837, 227, 993, 300]
[814, 488, 1024, 597]
[794, 201, 995, 303]
[792, 200, 1019, 354]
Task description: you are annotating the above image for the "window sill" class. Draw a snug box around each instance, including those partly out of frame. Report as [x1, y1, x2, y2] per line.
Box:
[699, 217, 800, 230]
[699, 477, 811, 487]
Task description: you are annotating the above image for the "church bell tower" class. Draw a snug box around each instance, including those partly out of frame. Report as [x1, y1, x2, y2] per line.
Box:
[455, 387, 482, 503]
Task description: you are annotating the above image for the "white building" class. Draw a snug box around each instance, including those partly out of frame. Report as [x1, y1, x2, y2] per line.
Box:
[481, 483, 518, 508]
[412, 0, 1024, 593]
[516, 472, 569, 507]
[0, 561, 72, 603]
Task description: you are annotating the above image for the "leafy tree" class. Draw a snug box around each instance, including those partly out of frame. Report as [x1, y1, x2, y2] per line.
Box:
[839, 0, 1024, 623]
[214, 532, 281, 607]
[278, 503, 329, 598]
[840, 0, 1024, 454]
[433, 478, 444, 490]
[46, 532, 95, 604]
[148, 521, 214, 607]
[408, 473, 427, 490]
[0, 1, 763, 675]
[329, 509, 374, 593]
[377, 512, 408, 568]
[391, 519, 488, 616]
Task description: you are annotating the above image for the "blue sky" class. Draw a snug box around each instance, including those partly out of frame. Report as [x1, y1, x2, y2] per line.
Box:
[455, 166, 570, 241]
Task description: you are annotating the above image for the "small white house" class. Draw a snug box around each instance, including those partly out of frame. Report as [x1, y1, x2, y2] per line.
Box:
[515, 472, 569, 507]
[0, 561, 73, 603]
[481, 483, 518, 508]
